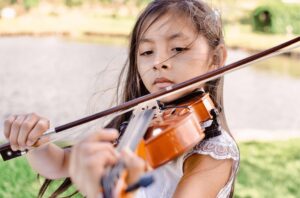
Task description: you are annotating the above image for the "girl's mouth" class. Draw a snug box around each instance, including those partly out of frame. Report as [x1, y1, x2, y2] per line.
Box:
[153, 77, 174, 89]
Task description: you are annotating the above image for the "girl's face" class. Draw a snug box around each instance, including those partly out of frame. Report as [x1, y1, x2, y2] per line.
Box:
[137, 12, 213, 101]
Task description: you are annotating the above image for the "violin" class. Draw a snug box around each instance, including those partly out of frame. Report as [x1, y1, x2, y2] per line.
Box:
[101, 91, 219, 198]
[137, 92, 217, 168]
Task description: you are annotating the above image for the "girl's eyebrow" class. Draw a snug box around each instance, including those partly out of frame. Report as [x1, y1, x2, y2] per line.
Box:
[168, 33, 189, 41]
[140, 33, 189, 44]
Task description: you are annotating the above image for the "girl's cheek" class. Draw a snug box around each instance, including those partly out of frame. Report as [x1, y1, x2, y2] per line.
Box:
[139, 57, 154, 67]
[138, 61, 155, 76]
[138, 65, 148, 78]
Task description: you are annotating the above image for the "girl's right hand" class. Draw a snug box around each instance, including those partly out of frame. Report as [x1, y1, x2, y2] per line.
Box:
[4, 113, 50, 151]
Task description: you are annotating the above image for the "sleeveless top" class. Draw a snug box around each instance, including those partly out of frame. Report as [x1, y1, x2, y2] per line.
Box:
[135, 130, 240, 198]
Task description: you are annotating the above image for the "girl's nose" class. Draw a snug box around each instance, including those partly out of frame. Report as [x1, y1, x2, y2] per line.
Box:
[152, 54, 171, 71]
[153, 63, 170, 70]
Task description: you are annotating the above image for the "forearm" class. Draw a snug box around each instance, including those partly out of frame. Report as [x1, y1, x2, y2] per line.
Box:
[26, 143, 70, 179]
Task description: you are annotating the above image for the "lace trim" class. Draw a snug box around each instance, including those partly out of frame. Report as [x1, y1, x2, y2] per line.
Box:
[184, 131, 239, 161]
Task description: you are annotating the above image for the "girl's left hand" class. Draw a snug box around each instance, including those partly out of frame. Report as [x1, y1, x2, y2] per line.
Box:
[69, 129, 119, 198]
[69, 129, 148, 198]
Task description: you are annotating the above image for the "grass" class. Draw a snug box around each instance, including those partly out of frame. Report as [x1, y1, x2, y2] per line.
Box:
[0, 139, 300, 197]
[235, 139, 300, 198]
[0, 157, 82, 198]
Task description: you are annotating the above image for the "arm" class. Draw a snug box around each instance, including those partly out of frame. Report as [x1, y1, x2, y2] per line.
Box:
[26, 144, 70, 179]
[173, 154, 232, 198]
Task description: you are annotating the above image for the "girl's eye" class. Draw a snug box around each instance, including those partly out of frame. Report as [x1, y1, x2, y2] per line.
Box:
[140, 51, 153, 56]
[172, 47, 188, 53]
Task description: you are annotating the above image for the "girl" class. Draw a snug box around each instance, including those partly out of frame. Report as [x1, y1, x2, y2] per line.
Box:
[4, 0, 239, 197]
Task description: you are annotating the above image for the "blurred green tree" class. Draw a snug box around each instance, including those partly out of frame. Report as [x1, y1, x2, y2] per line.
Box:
[251, 2, 300, 34]
[64, 0, 82, 7]
[23, 0, 39, 10]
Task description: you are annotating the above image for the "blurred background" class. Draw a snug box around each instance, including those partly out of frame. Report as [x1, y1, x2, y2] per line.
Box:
[0, 0, 299, 197]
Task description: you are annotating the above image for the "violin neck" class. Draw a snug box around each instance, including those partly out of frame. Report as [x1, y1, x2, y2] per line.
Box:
[101, 108, 155, 198]
[117, 108, 155, 152]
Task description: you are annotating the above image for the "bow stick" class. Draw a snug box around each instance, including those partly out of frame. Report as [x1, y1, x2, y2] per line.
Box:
[1, 36, 299, 161]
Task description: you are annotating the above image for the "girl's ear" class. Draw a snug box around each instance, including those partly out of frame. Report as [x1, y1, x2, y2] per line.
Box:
[212, 44, 227, 68]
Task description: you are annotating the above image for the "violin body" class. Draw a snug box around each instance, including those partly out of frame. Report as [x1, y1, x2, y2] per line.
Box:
[137, 93, 216, 168]
[138, 112, 205, 168]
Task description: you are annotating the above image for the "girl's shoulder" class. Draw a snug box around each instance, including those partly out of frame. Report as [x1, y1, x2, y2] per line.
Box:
[182, 130, 240, 198]
[184, 130, 240, 162]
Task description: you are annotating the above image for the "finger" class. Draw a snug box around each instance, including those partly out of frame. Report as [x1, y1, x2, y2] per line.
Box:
[4, 115, 16, 139]
[75, 142, 119, 176]
[72, 151, 118, 188]
[9, 115, 26, 151]
[26, 118, 49, 146]
[121, 148, 147, 184]
[84, 128, 119, 143]
[18, 113, 39, 149]
[89, 151, 117, 169]
[32, 135, 50, 147]
[122, 149, 145, 170]
[79, 142, 119, 158]
[84, 152, 117, 197]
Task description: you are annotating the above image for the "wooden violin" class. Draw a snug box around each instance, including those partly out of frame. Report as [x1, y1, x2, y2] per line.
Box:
[101, 91, 218, 198]
[137, 92, 216, 168]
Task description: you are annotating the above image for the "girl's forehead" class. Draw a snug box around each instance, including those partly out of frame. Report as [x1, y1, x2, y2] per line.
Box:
[140, 12, 197, 40]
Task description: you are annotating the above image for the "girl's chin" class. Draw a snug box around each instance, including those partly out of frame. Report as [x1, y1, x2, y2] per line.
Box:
[150, 85, 204, 103]
[151, 91, 185, 103]
[159, 95, 179, 103]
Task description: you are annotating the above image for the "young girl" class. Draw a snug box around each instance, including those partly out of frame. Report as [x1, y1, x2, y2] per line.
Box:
[4, 0, 239, 197]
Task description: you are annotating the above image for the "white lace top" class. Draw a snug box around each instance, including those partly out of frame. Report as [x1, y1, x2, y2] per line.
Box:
[135, 131, 240, 198]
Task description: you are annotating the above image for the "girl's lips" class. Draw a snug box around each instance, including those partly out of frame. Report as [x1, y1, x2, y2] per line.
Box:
[153, 77, 174, 89]
[155, 82, 173, 89]
[153, 77, 173, 84]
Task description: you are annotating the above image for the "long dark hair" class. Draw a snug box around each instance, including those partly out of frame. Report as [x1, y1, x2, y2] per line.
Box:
[38, 0, 232, 197]
[108, 0, 228, 130]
